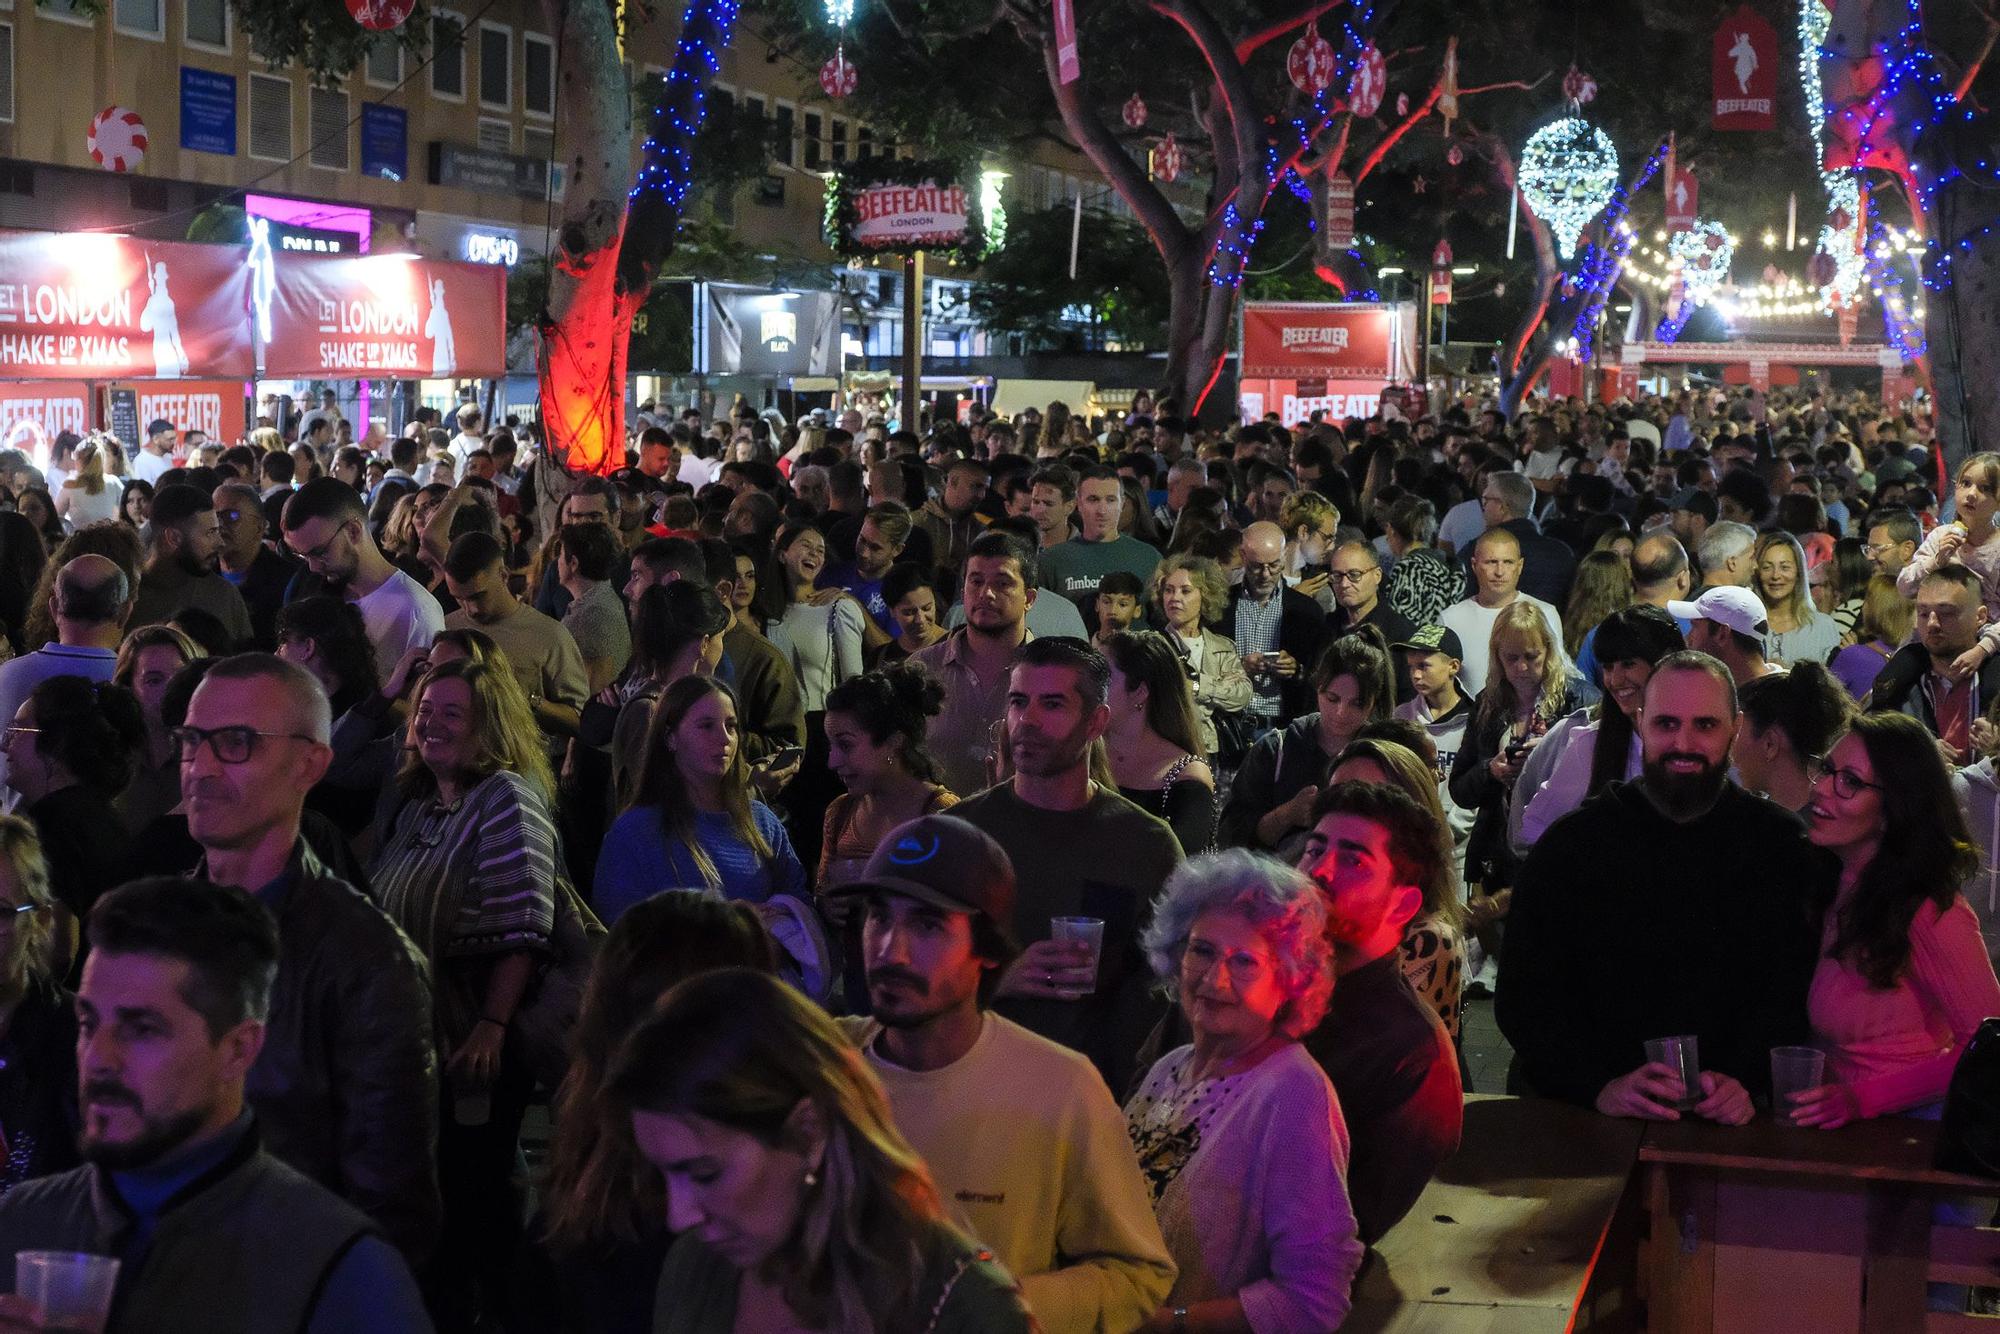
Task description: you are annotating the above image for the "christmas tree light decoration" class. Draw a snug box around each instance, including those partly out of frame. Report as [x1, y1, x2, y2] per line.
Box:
[824, 0, 854, 25]
[1518, 116, 1621, 260]
[1671, 220, 1736, 307]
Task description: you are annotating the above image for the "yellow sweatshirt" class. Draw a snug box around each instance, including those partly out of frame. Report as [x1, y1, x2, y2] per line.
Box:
[843, 1013, 1176, 1334]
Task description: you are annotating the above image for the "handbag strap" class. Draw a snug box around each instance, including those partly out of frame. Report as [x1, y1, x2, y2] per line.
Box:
[920, 1249, 993, 1334]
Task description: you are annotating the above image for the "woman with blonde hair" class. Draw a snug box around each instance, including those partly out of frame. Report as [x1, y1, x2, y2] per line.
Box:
[1151, 553, 1252, 761]
[617, 967, 1035, 1334]
[249, 425, 285, 454]
[0, 816, 77, 1195]
[52, 438, 122, 530]
[1449, 602, 1587, 896]
[531, 895, 776, 1334]
[1754, 529, 1842, 666]
[1831, 575, 1915, 699]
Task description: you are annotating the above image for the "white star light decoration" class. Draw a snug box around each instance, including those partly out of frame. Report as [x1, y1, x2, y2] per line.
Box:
[1517, 116, 1621, 261]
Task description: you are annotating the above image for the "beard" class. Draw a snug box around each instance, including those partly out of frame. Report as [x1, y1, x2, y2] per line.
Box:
[177, 546, 218, 577]
[1641, 752, 1730, 821]
[78, 1082, 212, 1171]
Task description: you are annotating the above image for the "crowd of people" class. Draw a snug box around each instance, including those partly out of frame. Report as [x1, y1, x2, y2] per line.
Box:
[0, 382, 1986, 1331]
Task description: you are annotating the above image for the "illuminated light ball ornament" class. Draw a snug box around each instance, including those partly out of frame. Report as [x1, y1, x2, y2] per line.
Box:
[1560, 64, 1598, 106]
[1347, 44, 1386, 117]
[87, 106, 146, 173]
[1287, 29, 1336, 95]
[1517, 116, 1620, 261]
[819, 49, 857, 98]
[344, 0, 413, 30]
[822, 0, 854, 24]
[1122, 93, 1147, 130]
[1154, 133, 1184, 184]
[1670, 220, 1735, 307]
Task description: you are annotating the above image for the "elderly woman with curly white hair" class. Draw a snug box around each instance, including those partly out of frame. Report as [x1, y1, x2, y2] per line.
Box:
[1124, 849, 1362, 1334]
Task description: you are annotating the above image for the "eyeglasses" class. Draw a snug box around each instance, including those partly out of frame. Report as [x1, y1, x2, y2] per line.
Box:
[0, 725, 39, 743]
[292, 518, 353, 564]
[169, 725, 320, 764]
[1179, 938, 1273, 987]
[1808, 754, 1885, 799]
[1329, 568, 1376, 584]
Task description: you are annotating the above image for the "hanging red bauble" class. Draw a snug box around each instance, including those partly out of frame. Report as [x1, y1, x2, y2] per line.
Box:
[1154, 133, 1184, 183]
[1560, 64, 1598, 106]
[819, 50, 857, 98]
[87, 106, 147, 172]
[1808, 249, 1838, 288]
[1348, 44, 1387, 117]
[345, 0, 414, 30]
[1395, 92, 1410, 117]
[1829, 206, 1853, 233]
[1286, 31, 1336, 95]
[1122, 93, 1148, 129]
[1446, 143, 1463, 166]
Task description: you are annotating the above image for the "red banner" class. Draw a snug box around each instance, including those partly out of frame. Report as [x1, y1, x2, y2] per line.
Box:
[1053, 0, 1079, 84]
[0, 232, 251, 381]
[264, 254, 506, 379]
[0, 383, 89, 444]
[1666, 168, 1699, 230]
[112, 380, 248, 443]
[1240, 302, 1413, 380]
[1713, 5, 1778, 131]
[1239, 378, 1392, 428]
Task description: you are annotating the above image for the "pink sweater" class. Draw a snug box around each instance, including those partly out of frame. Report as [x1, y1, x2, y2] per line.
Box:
[1808, 894, 2000, 1118]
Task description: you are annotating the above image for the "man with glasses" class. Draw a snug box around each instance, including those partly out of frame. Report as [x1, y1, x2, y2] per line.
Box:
[1862, 507, 1922, 583]
[281, 477, 444, 681]
[213, 483, 297, 652]
[1326, 540, 1416, 702]
[1498, 651, 1827, 1121]
[1864, 565, 2000, 765]
[178, 654, 440, 1264]
[1228, 522, 1329, 730]
[128, 484, 253, 650]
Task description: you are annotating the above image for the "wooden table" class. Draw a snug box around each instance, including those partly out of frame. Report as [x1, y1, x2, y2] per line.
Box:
[1639, 1114, 2000, 1333]
[1344, 1095, 1646, 1333]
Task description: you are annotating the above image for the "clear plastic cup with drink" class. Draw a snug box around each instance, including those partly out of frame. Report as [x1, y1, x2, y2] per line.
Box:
[1049, 916, 1104, 1000]
[15, 1251, 119, 1334]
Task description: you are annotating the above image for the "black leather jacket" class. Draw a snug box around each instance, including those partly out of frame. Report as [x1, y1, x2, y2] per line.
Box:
[225, 840, 442, 1264]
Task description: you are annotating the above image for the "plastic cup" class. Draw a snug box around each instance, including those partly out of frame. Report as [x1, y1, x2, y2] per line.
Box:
[15, 1251, 119, 1334]
[1049, 916, 1104, 1000]
[1770, 1046, 1826, 1126]
[1644, 1035, 1702, 1112]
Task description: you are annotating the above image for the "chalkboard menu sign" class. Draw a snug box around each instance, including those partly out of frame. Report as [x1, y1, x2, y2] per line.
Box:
[103, 388, 140, 453]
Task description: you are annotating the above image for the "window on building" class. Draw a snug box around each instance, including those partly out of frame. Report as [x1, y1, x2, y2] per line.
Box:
[248, 72, 293, 162]
[477, 118, 511, 154]
[0, 27, 13, 123]
[431, 12, 464, 100]
[477, 22, 509, 109]
[184, 0, 227, 47]
[523, 33, 554, 117]
[857, 126, 873, 161]
[39, 0, 91, 26]
[830, 119, 848, 164]
[803, 111, 823, 170]
[773, 103, 795, 168]
[364, 37, 399, 87]
[113, 0, 161, 37]
[522, 126, 555, 164]
[308, 86, 349, 170]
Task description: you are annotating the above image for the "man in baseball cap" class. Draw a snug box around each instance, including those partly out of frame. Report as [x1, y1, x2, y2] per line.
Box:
[1666, 586, 1777, 685]
[830, 815, 1176, 1330]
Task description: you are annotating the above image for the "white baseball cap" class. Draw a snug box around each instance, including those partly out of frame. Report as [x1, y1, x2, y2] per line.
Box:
[1666, 585, 1769, 640]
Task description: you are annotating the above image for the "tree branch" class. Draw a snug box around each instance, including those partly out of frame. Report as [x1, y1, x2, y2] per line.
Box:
[1353, 73, 1443, 184]
[1232, 0, 1344, 64]
[1952, 15, 1999, 102]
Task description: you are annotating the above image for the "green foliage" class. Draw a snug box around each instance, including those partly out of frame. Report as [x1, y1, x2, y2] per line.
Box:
[967, 204, 1167, 349]
[229, 0, 435, 87]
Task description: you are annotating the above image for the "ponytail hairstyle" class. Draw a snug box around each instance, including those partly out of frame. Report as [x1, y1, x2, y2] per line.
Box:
[1737, 659, 1854, 771]
[1312, 624, 1395, 723]
[822, 662, 947, 784]
[1101, 630, 1206, 759]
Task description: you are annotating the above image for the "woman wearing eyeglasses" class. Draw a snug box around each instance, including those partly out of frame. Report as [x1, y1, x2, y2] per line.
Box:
[1125, 851, 1362, 1332]
[0, 815, 76, 1196]
[1785, 713, 2000, 1129]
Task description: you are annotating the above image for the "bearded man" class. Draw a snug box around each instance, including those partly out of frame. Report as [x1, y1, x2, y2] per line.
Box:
[1495, 651, 1833, 1123]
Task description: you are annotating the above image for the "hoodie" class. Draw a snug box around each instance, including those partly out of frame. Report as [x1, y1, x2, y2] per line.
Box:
[1395, 691, 1476, 864]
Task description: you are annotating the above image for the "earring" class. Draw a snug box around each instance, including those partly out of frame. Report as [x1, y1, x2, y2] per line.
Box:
[803, 1169, 818, 1188]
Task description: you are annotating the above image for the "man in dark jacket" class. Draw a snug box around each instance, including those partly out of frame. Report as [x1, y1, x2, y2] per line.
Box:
[1864, 564, 2000, 764]
[0, 876, 431, 1332]
[179, 652, 440, 1264]
[1230, 522, 1330, 728]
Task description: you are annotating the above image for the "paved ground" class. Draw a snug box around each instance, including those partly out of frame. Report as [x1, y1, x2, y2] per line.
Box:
[1461, 995, 1514, 1095]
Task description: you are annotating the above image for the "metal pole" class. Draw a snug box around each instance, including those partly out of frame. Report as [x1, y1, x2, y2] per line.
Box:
[901, 251, 924, 432]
